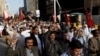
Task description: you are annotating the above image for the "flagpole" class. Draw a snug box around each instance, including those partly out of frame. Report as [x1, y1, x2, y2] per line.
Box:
[57, 0, 61, 23]
[54, 0, 56, 22]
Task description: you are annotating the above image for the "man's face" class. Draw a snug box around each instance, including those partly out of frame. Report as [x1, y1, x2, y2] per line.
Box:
[20, 28, 24, 32]
[50, 23, 57, 31]
[70, 48, 82, 56]
[78, 30, 83, 37]
[95, 30, 100, 37]
[33, 28, 39, 35]
[62, 33, 67, 39]
[50, 33, 56, 41]
[26, 39, 33, 49]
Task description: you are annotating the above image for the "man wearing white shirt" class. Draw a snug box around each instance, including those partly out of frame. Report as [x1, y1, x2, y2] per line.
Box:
[67, 28, 74, 42]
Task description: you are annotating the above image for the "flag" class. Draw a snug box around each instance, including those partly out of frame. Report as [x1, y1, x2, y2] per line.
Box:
[73, 23, 76, 27]
[64, 12, 71, 26]
[94, 24, 98, 30]
[19, 9, 25, 21]
[85, 9, 93, 28]
[52, 14, 57, 22]
[3, 10, 8, 22]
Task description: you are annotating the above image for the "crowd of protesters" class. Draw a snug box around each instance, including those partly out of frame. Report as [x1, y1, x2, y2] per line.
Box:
[0, 11, 100, 56]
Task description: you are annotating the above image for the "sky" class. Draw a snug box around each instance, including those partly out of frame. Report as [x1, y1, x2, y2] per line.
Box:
[5, 0, 24, 16]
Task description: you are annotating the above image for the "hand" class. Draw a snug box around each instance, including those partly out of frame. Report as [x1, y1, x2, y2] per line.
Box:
[50, 26, 55, 31]
[9, 38, 18, 48]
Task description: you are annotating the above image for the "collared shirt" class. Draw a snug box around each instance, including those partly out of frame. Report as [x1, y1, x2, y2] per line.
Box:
[67, 32, 74, 42]
[61, 51, 82, 56]
[77, 37, 84, 45]
[60, 52, 70, 56]
[26, 48, 34, 56]
[75, 36, 85, 45]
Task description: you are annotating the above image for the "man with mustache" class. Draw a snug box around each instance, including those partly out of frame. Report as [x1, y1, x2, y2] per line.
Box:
[6, 37, 39, 56]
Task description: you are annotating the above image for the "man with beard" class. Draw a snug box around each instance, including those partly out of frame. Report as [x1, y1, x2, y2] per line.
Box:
[88, 30, 100, 56]
[6, 37, 39, 56]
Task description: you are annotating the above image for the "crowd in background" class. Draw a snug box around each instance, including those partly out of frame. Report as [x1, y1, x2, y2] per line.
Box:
[0, 11, 100, 56]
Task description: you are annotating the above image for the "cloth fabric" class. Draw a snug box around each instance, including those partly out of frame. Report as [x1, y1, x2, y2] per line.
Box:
[34, 35, 42, 54]
[6, 46, 39, 56]
[88, 37, 100, 56]
[26, 48, 34, 56]
[0, 38, 8, 56]
[45, 40, 63, 56]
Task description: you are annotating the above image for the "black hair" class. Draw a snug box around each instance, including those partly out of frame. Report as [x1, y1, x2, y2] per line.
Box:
[62, 30, 68, 34]
[20, 27, 25, 30]
[91, 30, 99, 37]
[27, 11, 32, 15]
[61, 31, 68, 37]
[24, 37, 34, 47]
[32, 26, 38, 30]
[91, 29, 98, 35]
[48, 31, 57, 40]
[25, 37, 33, 43]
[29, 25, 33, 27]
[69, 39, 83, 50]
[2, 27, 9, 35]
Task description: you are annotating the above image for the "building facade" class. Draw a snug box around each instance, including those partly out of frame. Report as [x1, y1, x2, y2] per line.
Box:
[84, 0, 100, 8]
[24, 0, 37, 15]
[46, 0, 54, 15]
[0, 0, 6, 17]
[84, 0, 100, 15]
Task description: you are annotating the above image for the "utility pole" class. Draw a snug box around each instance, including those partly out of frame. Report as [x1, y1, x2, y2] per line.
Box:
[54, 0, 56, 22]
[56, 0, 61, 23]
[54, 0, 62, 23]
[36, 0, 40, 22]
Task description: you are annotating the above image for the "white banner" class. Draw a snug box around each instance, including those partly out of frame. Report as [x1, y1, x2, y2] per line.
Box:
[36, 10, 40, 17]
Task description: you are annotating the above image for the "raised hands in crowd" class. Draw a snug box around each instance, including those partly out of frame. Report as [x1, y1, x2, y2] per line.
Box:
[0, 17, 100, 56]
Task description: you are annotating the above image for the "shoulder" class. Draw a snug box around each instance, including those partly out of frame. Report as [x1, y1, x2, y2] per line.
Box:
[32, 46, 38, 50]
[33, 46, 38, 48]
[88, 37, 97, 43]
[32, 46, 39, 54]
[88, 37, 95, 41]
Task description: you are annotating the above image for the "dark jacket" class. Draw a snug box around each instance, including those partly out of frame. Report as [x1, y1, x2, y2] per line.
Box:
[0, 38, 8, 56]
[45, 40, 63, 56]
[59, 39, 70, 52]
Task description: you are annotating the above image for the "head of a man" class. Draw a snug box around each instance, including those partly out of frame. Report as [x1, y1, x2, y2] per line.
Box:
[25, 37, 33, 50]
[62, 31, 68, 40]
[49, 31, 56, 41]
[20, 27, 25, 33]
[91, 30, 100, 38]
[27, 11, 33, 17]
[77, 30, 83, 37]
[69, 40, 83, 56]
[32, 26, 39, 35]
[49, 23, 57, 31]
